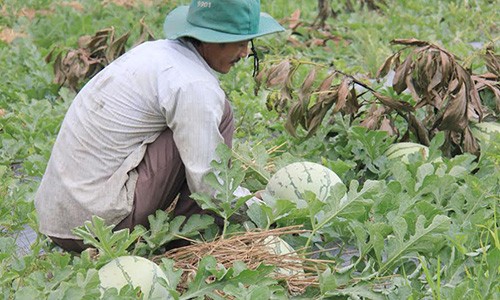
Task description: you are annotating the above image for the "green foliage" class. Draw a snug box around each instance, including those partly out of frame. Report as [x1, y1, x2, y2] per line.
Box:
[346, 126, 394, 178]
[134, 210, 215, 256]
[179, 257, 280, 300]
[191, 144, 253, 236]
[72, 216, 146, 261]
[379, 214, 450, 274]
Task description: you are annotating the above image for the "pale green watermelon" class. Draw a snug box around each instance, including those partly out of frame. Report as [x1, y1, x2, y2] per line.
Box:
[385, 142, 429, 163]
[471, 121, 500, 143]
[98, 256, 172, 299]
[265, 162, 344, 206]
[263, 235, 304, 277]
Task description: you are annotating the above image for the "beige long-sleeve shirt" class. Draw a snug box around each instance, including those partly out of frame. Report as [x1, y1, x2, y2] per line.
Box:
[35, 39, 234, 239]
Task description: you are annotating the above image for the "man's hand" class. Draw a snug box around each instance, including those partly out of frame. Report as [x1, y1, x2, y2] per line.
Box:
[245, 190, 265, 207]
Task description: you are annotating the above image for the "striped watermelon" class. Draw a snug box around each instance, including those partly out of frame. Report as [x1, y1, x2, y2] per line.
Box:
[385, 142, 429, 163]
[263, 235, 304, 277]
[98, 256, 172, 299]
[265, 162, 344, 207]
[471, 121, 500, 143]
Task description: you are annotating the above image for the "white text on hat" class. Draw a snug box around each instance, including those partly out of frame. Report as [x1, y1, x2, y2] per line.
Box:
[197, 1, 212, 8]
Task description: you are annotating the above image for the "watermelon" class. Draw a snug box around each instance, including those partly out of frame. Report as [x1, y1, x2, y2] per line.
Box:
[263, 235, 304, 277]
[98, 256, 172, 299]
[470, 121, 500, 143]
[385, 142, 429, 163]
[265, 162, 344, 207]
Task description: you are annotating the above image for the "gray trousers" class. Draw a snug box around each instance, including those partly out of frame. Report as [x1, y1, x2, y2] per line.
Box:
[50, 99, 234, 252]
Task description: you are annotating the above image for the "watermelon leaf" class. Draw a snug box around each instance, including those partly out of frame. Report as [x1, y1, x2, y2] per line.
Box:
[181, 256, 277, 300]
[72, 216, 146, 261]
[379, 214, 450, 274]
[192, 144, 253, 236]
[135, 210, 215, 255]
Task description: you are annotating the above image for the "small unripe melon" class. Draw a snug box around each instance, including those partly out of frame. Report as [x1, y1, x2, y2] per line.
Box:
[265, 162, 343, 205]
[98, 256, 171, 299]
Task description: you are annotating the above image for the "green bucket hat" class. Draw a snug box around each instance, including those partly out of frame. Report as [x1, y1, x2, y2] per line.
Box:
[164, 0, 285, 43]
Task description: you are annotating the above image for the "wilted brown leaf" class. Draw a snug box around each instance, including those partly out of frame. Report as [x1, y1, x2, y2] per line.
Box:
[360, 105, 385, 130]
[106, 31, 130, 62]
[373, 92, 414, 112]
[285, 101, 306, 137]
[317, 73, 335, 100]
[393, 55, 412, 93]
[262, 38, 495, 156]
[440, 51, 452, 83]
[457, 66, 483, 121]
[306, 99, 335, 137]
[52, 52, 65, 84]
[287, 9, 302, 30]
[135, 17, 156, 46]
[317, 30, 345, 45]
[425, 51, 436, 79]
[406, 75, 422, 106]
[333, 77, 351, 113]
[447, 78, 460, 94]
[62, 49, 96, 89]
[428, 62, 443, 92]
[377, 52, 397, 78]
[448, 130, 463, 146]
[468, 83, 483, 121]
[266, 60, 291, 88]
[51, 28, 110, 90]
[483, 45, 500, 76]
[77, 35, 92, 49]
[280, 86, 293, 109]
[408, 114, 430, 145]
[413, 51, 429, 90]
[373, 39, 497, 155]
[0, 108, 5, 117]
[313, 95, 337, 118]
[299, 68, 318, 101]
[87, 28, 113, 57]
[463, 126, 480, 156]
[476, 73, 499, 80]
[391, 38, 430, 47]
[344, 87, 360, 115]
[439, 83, 468, 131]
[47, 24, 155, 91]
[0, 27, 26, 43]
[379, 116, 398, 136]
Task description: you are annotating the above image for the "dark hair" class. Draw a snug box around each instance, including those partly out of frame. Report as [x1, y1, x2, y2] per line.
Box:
[182, 36, 202, 47]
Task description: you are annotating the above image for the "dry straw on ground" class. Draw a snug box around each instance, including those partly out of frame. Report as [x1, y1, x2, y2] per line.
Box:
[153, 226, 333, 295]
